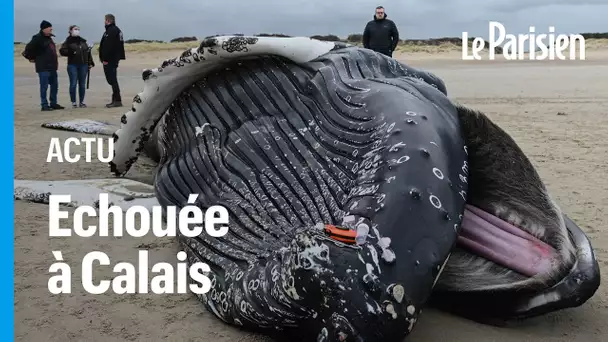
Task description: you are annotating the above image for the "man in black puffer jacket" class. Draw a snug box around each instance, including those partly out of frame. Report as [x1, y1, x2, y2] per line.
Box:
[362, 6, 400, 57]
[99, 13, 126, 108]
[22, 20, 65, 111]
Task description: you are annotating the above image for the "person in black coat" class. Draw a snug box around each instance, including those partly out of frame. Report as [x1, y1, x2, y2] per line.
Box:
[59, 25, 95, 108]
[362, 6, 400, 57]
[22, 20, 65, 111]
[99, 13, 126, 108]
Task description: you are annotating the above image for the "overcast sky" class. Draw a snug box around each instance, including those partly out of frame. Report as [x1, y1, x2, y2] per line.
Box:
[14, 0, 607, 43]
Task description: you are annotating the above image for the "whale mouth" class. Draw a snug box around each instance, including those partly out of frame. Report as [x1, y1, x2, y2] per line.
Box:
[437, 104, 577, 291]
[108, 36, 600, 339]
[428, 105, 600, 322]
[458, 204, 559, 279]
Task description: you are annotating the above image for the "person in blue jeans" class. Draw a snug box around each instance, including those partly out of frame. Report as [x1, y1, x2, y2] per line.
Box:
[22, 20, 65, 111]
[59, 25, 95, 108]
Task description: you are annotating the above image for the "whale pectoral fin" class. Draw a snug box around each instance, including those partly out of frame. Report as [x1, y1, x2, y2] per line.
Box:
[41, 119, 119, 136]
[14, 178, 159, 211]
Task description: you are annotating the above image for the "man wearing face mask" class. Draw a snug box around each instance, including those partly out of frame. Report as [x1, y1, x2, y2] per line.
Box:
[60, 25, 95, 108]
[99, 13, 126, 108]
[362, 6, 400, 57]
[22, 20, 65, 111]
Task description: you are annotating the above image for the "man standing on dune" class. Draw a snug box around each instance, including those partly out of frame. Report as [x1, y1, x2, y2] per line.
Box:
[99, 13, 126, 108]
[22, 20, 65, 111]
[362, 6, 400, 57]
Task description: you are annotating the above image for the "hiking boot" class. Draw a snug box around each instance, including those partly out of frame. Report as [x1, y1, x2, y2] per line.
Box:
[105, 101, 123, 108]
[41, 106, 53, 111]
[79, 103, 87, 108]
[50, 104, 65, 110]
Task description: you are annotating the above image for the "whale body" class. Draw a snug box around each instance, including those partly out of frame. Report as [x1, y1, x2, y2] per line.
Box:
[109, 36, 600, 341]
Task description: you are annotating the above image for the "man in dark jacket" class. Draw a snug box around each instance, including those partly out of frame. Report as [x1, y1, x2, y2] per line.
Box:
[362, 6, 400, 57]
[22, 20, 65, 111]
[99, 13, 126, 108]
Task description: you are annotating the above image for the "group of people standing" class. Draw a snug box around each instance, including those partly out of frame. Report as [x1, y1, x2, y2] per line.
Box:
[22, 7, 399, 112]
[22, 14, 125, 111]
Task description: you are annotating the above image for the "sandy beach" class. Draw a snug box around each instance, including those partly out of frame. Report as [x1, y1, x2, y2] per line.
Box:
[13, 42, 608, 341]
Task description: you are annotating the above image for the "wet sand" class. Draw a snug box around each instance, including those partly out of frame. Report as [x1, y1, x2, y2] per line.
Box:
[13, 46, 608, 341]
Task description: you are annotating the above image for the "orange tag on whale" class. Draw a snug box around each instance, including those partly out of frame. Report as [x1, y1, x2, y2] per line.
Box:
[324, 224, 357, 244]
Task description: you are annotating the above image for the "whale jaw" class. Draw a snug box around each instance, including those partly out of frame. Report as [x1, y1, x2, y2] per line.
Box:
[431, 105, 599, 322]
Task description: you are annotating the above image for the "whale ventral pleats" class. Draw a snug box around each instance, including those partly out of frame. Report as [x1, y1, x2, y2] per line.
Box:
[109, 36, 468, 341]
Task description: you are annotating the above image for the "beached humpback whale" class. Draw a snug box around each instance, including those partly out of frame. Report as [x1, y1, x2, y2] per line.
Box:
[109, 36, 600, 341]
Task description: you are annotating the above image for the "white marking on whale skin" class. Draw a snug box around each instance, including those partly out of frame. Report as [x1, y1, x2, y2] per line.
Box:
[390, 155, 410, 165]
[367, 244, 381, 274]
[381, 249, 396, 263]
[378, 237, 391, 249]
[432, 252, 452, 288]
[433, 167, 444, 180]
[365, 263, 375, 276]
[462, 160, 469, 175]
[391, 284, 405, 303]
[406, 305, 416, 315]
[389, 142, 406, 152]
[317, 327, 329, 341]
[407, 317, 418, 332]
[429, 195, 442, 209]
[370, 225, 396, 263]
[194, 123, 211, 136]
[357, 253, 367, 267]
[342, 215, 356, 225]
[356, 223, 370, 245]
[385, 302, 398, 319]
[111, 36, 342, 176]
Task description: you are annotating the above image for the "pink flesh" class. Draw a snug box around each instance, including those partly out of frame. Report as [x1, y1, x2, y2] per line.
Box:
[458, 204, 558, 277]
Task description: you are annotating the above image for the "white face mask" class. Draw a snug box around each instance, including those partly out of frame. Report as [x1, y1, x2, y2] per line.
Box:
[71, 29, 80, 36]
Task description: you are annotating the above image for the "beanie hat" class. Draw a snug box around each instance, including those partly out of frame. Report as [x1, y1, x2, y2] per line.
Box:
[40, 20, 52, 30]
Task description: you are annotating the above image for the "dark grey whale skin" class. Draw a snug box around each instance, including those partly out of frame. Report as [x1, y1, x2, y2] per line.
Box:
[150, 46, 468, 341]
